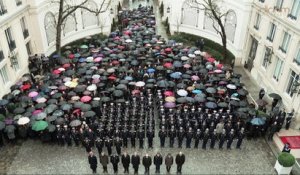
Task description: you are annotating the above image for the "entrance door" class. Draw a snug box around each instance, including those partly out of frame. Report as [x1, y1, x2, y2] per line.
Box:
[247, 36, 258, 71]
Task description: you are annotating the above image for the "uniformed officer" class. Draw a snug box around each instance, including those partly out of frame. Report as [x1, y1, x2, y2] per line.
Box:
[210, 129, 217, 149]
[194, 129, 202, 148]
[236, 128, 245, 149]
[169, 126, 176, 148]
[105, 137, 113, 155]
[186, 127, 193, 148]
[202, 129, 209, 150]
[121, 128, 129, 148]
[158, 126, 166, 147]
[131, 151, 140, 174]
[111, 153, 120, 173]
[130, 128, 136, 148]
[83, 137, 92, 153]
[71, 127, 80, 146]
[121, 151, 131, 174]
[138, 128, 145, 149]
[227, 129, 235, 149]
[177, 127, 185, 148]
[95, 137, 104, 156]
[114, 137, 123, 155]
[56, 125, 64, 146]
[147, 128, 155, 148]
[219, 129, 226, 149]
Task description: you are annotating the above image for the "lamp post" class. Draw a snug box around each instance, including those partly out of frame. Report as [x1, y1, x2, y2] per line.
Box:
[110, 8, 113, 15]
[167, 7, 170, 13]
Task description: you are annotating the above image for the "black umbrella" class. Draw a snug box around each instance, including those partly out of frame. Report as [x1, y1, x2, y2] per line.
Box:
[74, 102, 84, 108]
[55, 117, 65, 125]
[269, 93, 282, 100]
[52, 93, 62, 99]
[205, 102, 217, 109]
[218, 102, 228, 108]
[91, 101, 100, 107]
[47, 124, 56, 132]
[47, 99, 58, 104]
[237, 88, 249, 96]
[177, 83, 186, 89]
[0, 121, 5, 130]
[0, 99, 9, 106]
[35, 103, 46, 109]
[239, 100, 248, 107]
[157, 80, 169, 88]
[116, 84, 127, 90]
[100, 97, 111, 102]
[194, 96, 206, 102]
[176, 97, 187, 104]
[113, 90, 124, 97]
[185, 97, 195, 103]
[229, 100, 240, 106]
[80, 104, 92, 112]
[61, 104, 72, 111]
[47, 115, 57, 122]
[75, 85, 86, 93]
[70, 119, 81, 127]
[53, 110, 64, 117]
[13, 107, 25, 114]
[131, 60, 139, 66]
[206, 87, 216, 94]
[44, 104, 58, 114]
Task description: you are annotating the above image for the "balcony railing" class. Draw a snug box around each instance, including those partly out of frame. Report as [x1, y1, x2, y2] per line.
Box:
[9, 41, 16, 51]
[23, 29, 29, 38]
[0, 9, 7, 16]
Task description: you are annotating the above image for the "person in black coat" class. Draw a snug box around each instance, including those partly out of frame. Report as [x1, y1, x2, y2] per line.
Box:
[210, 130, 217, 149]
[158, 127, 166, 147]
[111, 153, 120, 173]
[202, 129, 209, 150]
[165, 153, 173, 173]
[142, 153, 152, 174]
[121, 151, 130, 173]
[236, 128, 245, 149]
[138, 128, 145, 149]
[175, 152, 185, 174]
[177, 127, 185, 148]
[131, 151, 140, 174]
[259, 88, 265, 99]
[147, 128, 155, 148]
[105, 137, 113, 155]
[154, 152, 163, 173]
[285, 109, 294, 130]
[219, 129, 226, 149]
[169, 127, 176, 148]
[130, 129, 136, 148]
[88, 151, 98, 174]
[114, 137, 123, 155]
[227, 129, 235, 149]
[95, 137, 104, 156]
[194, 129, 202, 148]
[186, 127, 193, 148]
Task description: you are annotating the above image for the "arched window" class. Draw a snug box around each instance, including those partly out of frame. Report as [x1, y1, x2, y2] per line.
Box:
[44, 12, 56, 45]
[82, 0, 98, 28]
[225, 10, 237, 43]
[63, 14, 77, 35]
[204, 9, 217, 33]
[181, 0, 199, 27]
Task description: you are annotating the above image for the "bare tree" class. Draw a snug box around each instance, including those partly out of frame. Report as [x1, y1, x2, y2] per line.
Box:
[51, 0, 111, 56]
[187, 0, 230, 61]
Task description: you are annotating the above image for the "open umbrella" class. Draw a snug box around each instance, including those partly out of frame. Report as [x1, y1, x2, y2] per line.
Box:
[205, 102, 217, 109]
[269, 93, 282, 100]
[227, 84, 237, 90]
[83, 111, 96, 118]
[165, 96, 176, 102]
[55, 117, 65, 125]
[81, 96, 92, 103]
[13, 107, 25, 114]
[251, 118, 265, 125]
[113, 90, 124, 97]
[32, 121, 48, 131]
[87, 84, 97, 91]
[35, 112, 47, 120]
[17, 117, 30, 125]
[0, 121, 5, 130]
[136, 81, 145, 87]
[70, 119, 81, 127]
[28, 91, 38, 98]
[176, 97, 187, 104]
[218, 102, 228, 108]
[177, 89, 188, 97]
[0, 99, 9, 106]
[80, 104, 92, 112]
[206, 87, 216, 94]
[164, 102, 176, 108]
[237, 88, 249, 96]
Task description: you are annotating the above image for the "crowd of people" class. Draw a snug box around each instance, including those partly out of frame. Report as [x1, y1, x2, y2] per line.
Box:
[0, 3, 295, 174]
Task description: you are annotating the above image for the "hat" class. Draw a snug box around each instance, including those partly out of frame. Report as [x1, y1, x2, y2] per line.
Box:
[64, 125, 68, 128]
[56, 125, 60, 127]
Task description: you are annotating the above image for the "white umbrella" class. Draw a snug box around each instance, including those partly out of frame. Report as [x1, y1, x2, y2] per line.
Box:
[107, 68, 115, 73]
[177, 89, 188, 97]
[58, 68, 65, 71]
[92, 74, 100, 79]
[86, 57, 94, 62]
[63, 77, 72, 82]
[125, 39, 133, 43]
[188, 54, 196, 58]
[87, 84, 97, 91]
[93, 97, 101, 101]
[181, 56, 189, 61]
[136, 81, 145, 87]
[194, 50, 201, 55]
[17, 117, 30, 125]
[71, 96, 80, 101]
[36, 97, 47, 103]
[200, 51, 206, 56]
[227, 84, 237, 89]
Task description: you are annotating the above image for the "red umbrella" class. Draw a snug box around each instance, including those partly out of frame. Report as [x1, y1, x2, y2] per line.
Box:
[108, 75, 117, 80]
[21, 84, 31, 90]
[112, 60, 119, 65]
[165, 48, 172, 52]
[163, 62, 172, 68]
[132, 89, 140, 95]
[118, 45, 125, 50]
[207, 57, 216, 63]
[81, 96, 91, 103]
[52, 70, 61, 75]
[32, 109, 42, 115]
[68, 54, 75, 59]
[72, 108, 81, 114]
[217, 64, 223, 69]
[164, 91, 174, 96]
[63, 64, 71, 68]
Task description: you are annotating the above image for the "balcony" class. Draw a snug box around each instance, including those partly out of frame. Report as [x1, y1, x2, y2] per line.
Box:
[288, 14, 297, 20]
[9, 41, 16, 51]
[0, 51, 4, 62]
[294, 59, 300, 66]
[23, 29, 29, 39]
[0, 9, 7, 16]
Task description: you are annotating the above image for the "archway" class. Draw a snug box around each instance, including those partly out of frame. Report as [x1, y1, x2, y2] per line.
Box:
[82, 0, 98, 28]
[225, 10, 237, 43]
[44, 12, 56, 45]
[63, 14, 77, 35]
[181, 0, 199, 27]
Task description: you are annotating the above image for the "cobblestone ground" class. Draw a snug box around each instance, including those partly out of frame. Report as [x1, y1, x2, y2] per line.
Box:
[0, 142, 22, 174]
[7, 138, 276, 174]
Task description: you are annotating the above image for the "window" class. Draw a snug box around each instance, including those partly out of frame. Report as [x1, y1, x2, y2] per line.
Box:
[273, 57, 284, 81]
[15, 0, 22, 6]
[295, 48, 300, 65]
[286, 70, 300, 96]
[26, 42, 32, 56]
[288, 0, 300, 20]
[0, 50, 4, 62]
[20, 17, 29, 38]
[11, 54, 19, 71]
[274, 0, 284, 11]
[0, 65, 9, 84]
[279, 32, 291, 53]
[262, 47, 272, 68]
[0, 0, 7, 16]
[5, 27, 16, 51]
[249, 36, 258, 59]
[254, 13, 261, 30]
[259, 0, 265, 3]
[267, 23, 276, 42]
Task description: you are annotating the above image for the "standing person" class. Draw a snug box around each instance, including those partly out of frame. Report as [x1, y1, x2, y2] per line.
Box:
[100, 152, 109, 173]
[268, 122, 278, 141]
[111, 153, 120, 174]
[169, 127, 176, 148]
[175, 152, 185, 174]
[165, 153, 173, 173]
[202, 129, 209, 150]
[147, 128, 155, 148]
[194, 129, 202, 148]
[227, 129, 235, 150]
[285, 109, 294, 130]
[210, 129, 217, 149]
[186, 127, 193, 148]
[271, 99, 279, 111]
[114, 137, 123, 155]
[105, 136, 113, 155]
[259, 88, 265, 99]
[88, 151, 98, 174]
[199, 39, 205, 51]
[177, 127, 185, 148]
[138, 128, 145, 149]
[130, 128, 136, 148]
[121, 151, 130, 174]
[131, 151, 140, 174]
[282, 143, 291, 153]
[159, 126, 166, 147]
[236, 128, 245, 149]
[142, 153, 152, 174]
[219, 129, 226, 149]
[95, 137, 104, 156]
[154, 152, 163, 173]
